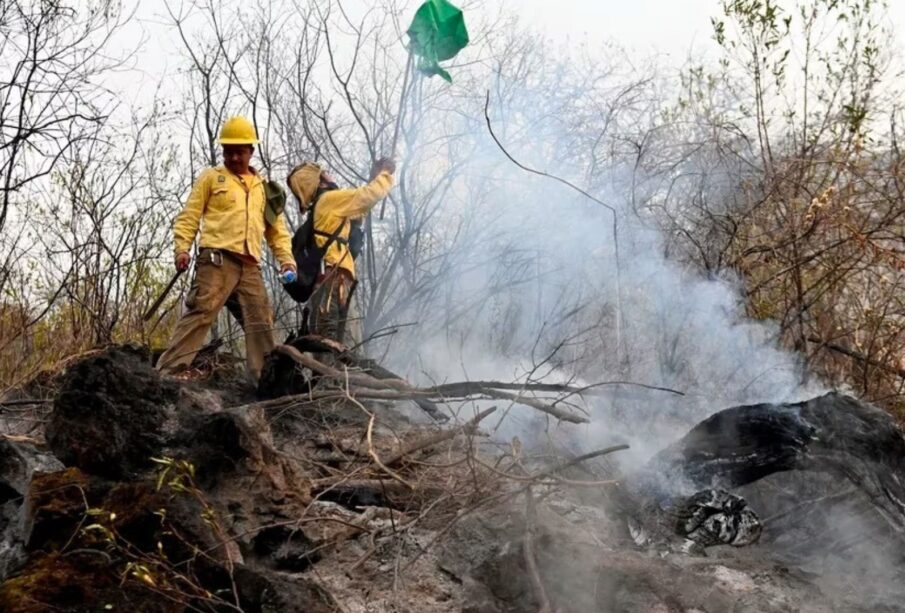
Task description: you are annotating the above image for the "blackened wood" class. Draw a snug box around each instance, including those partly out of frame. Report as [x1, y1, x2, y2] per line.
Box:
[637, 392, 905, 532]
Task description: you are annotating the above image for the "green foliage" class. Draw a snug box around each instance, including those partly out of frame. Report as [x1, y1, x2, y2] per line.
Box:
[151, 456, 197, 494]
[706, 0, 888, 149]
[658, 0, 905, 411]
[56, 457, 233, 607]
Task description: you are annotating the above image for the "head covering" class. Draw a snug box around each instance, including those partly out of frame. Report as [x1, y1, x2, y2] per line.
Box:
[219, 116, 259, 145]
[287, 162, 323, 210]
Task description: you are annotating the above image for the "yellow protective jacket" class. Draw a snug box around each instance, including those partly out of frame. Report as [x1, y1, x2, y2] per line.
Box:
[173, 166, 295, 267]
[314, 171, 394, 279]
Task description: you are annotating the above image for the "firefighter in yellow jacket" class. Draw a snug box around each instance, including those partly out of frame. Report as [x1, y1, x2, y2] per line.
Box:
[157, 116, 297, 379]
[287, 157, 396, 345]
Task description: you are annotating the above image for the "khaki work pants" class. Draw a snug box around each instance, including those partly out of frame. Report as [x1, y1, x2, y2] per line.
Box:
[157, 249, 275, 379]
[308, 268, 362, 349]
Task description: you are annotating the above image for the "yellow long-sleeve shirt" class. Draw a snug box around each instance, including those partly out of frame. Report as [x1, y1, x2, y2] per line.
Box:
[173, 166, 295, 267]
[314, 171, 394, 278]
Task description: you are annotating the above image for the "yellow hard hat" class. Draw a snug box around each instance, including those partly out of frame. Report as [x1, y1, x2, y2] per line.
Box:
[219, 116, 259, 145]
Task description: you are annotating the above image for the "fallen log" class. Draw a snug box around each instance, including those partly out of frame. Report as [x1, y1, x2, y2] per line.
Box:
[346, 355, 447, 421]
[255, 345, 590, 424]
[263, 342, 447, 421]
[308, 333, 684, 398]
[272, 345, 409, 392]
[262, 336, 681, 423]
[249, 387, 589, 424]
[426, 380, 684, 397]
[481, 388, 588, 423]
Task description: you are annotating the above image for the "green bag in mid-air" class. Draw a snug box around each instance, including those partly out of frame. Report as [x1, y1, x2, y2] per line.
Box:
[407, 0, 469, 82]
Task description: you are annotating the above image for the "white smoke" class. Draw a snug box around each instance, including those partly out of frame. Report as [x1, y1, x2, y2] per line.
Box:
[372, 47, 823, 466]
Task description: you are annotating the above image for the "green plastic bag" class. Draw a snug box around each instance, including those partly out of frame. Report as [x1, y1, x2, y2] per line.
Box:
[407, 0, 469, 82]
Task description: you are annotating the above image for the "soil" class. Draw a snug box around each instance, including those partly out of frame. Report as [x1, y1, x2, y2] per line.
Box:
[1, 346, 904, 612]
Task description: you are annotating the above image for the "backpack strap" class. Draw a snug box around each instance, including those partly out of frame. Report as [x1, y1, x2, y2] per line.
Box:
[308, 191, 350, 252]
[307, 189, 351, 256]
[316, 220, 348, 254]
[314, 228, 348, 245]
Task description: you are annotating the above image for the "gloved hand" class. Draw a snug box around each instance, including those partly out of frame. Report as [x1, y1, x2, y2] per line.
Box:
[370, 157, 396, 180]
[175, 252, 190, 272]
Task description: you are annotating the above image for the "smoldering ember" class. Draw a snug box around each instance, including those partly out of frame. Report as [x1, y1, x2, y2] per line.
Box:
[3, 1, 905, 612]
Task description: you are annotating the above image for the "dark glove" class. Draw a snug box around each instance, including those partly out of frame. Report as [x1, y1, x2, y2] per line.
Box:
[370, 157, 396, 180]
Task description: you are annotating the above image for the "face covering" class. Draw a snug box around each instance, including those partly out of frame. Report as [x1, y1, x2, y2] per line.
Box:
[314, 181, 339, 201]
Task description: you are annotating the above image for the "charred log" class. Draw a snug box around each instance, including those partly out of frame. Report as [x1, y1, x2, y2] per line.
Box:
[635, 392, 905, 536]
[258, 335, 447, 421]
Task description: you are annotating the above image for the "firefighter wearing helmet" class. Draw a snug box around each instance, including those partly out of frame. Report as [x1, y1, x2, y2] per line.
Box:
[156, 116, 296, 380]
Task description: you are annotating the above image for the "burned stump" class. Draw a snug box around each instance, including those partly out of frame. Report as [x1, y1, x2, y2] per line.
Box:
[45, 346, 177, 479]
[0, 467, 337, 613]
[0, 345, 337, 611]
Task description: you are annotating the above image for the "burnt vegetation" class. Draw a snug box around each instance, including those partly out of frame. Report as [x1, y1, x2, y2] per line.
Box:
[3, 0, 905, 611]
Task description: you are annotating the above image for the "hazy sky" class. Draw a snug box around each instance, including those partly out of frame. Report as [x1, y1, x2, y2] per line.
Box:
[514, 0, 905, 58]
[133, 0, 724, 66]
[122, 0, 905, 108]
[130, 0, 905, 69]
[506, 0, 721, 57]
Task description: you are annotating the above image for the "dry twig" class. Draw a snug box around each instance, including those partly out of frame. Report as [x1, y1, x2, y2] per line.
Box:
[384, 407, 497, 467]
[482, 389, 588, 423]
[344, 391, 415, 491]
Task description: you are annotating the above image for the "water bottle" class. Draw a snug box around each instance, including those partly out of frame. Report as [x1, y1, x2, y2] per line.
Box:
[278, 269, 297, 284]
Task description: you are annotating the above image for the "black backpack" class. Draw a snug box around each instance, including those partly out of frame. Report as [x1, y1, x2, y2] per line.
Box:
[348, 219, 364, 259]
[281, 198, 347, 303]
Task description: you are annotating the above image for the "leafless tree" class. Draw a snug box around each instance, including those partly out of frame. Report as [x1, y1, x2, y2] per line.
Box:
[0, 0, 129, 242]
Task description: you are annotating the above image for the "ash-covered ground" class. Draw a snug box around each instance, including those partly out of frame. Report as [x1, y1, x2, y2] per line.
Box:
[0, 345, 903, 612]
